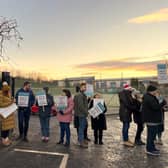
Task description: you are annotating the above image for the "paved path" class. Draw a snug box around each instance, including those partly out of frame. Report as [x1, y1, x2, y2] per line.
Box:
[1, 111, 168, 168]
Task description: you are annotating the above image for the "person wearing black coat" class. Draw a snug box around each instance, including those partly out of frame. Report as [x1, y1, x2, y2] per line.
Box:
[141, 85, 163, 156]
[118, 84, 135, 147]
[131, 90, 145, 145]
[155, 93, 167, 145]
[88, 94, 107, 145]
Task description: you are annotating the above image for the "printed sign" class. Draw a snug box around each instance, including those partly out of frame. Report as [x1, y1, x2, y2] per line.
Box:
[0, 103, 18, 118]
[85, 84, 94, 97]
[157, 64, 168, 84]
[54, 96, 68, 111]
[93, 98, 104, 107]
[36, 92, 48, 106]
[18, 92, 29, 107]
[88, 102, 105, 118]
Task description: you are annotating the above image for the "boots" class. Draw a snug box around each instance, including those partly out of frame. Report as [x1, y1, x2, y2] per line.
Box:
[99, 130, 103, 145]
[94, 130, 98, 144]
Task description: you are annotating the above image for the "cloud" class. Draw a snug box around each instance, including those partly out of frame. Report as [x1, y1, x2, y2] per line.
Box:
[75, 59, 163, 72]
[128, 8, 168, 24]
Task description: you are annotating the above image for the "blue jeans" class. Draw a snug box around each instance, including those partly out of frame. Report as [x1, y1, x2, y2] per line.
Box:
[59, 122, 70, 144]
[146, 125, 158, 152]
[78, 117, 87, 143]
[39, 117, 50, 137]
[122, 122, 130, 141]
[18, 108, 31, 137]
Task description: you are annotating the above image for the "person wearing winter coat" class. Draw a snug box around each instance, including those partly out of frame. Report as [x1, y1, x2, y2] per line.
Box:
[155, 92, 167, 145]
[88, 93, 107, 145]
[57, 89, 74, 147]
[118, 84, 134, 147]
[38, 87, 54, 142]
[74, 83, 88, 148]
[15, 81, 35, 142]
[0, 81, 15, 146]
[141, 85, 163, 156]
[131, 89, 145, 145]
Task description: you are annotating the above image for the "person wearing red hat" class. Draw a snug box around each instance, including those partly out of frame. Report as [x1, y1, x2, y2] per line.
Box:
[118, 83, 135, 147]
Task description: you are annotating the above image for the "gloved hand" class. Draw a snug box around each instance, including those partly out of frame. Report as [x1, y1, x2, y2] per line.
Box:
[59, 110, 64, 115]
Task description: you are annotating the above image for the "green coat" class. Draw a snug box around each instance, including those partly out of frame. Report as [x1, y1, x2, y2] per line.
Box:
[74, 92, 88, 117]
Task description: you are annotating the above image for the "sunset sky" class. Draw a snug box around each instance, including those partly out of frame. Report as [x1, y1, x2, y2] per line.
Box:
[1, 0, 168, 80]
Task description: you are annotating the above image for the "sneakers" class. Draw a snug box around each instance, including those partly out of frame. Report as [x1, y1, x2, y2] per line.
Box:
[41, 136, 45, 142]
[2, 138, 12, 146]
[146, 150, 160, 156]
[45, 137, 49, 142]
[123, 141, 134, 147]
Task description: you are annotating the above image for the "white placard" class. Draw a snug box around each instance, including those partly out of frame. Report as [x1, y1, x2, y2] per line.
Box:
[93, 98, 104, 107]
[85, 84, 94, 97]
[157, 64, 168, 84]
[54, 96, 68, 110]
[88, 102, 105, 118]
[0, 103, 17, 118]
[36, 92, 48, 106]
[18, 92, 29, 107]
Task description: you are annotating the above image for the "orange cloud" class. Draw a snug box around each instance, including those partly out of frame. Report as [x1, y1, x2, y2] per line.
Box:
[128, 8, 168, 24]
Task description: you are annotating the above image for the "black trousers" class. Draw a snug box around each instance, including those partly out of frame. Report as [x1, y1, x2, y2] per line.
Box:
[1, 130, 9, 138]
[135, 123, 144, 141]
[18, 108, 31, 137]
[94, 129, 103, 143]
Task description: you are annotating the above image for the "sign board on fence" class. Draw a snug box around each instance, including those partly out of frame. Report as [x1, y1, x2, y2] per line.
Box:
[36, 92, 48, 106]
[54, 96, 67, 110]
[0, 103, 17, 118]
[157, 64, 168, 84]
[88, 102, 105, 118]
[93, 98, 104, 107]
[18, 92, 29, 107]
[85, 84, 94, 97]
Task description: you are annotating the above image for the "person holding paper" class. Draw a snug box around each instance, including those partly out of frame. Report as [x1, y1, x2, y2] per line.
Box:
[88, 93, 107, 145]
[56, 89, 74, 147]
[38, 87, 54, 142]
[15, 81, 35, 142]
[0, 82, 14, 146]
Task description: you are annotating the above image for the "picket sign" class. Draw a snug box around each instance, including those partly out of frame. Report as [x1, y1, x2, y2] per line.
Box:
[93, 98, 104, 107]
[36, 91, 48, 106]
[54, 96, 67, 111]
[89, 102, 105, 118]
[0, 103, 18, 118]
[18, 92, 29, 107]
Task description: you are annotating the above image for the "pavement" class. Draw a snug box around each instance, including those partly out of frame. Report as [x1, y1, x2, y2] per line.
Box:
[1, 110, 168, 168]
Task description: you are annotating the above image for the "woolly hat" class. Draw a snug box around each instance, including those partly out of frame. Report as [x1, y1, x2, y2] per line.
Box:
[123, 83, 132, 90]
[147, 85, 157, 92]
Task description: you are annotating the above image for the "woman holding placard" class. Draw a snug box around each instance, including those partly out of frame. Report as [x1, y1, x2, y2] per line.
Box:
[37, 87, 54, 142]
[88, 93, 107, 145]
[56, 89, 74, 147]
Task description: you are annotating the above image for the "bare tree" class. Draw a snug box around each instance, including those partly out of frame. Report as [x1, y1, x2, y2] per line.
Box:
[0, 17, 23, 61]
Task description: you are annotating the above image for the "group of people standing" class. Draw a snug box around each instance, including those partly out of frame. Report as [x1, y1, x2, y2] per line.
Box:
[1, 80, 167, 157]
[119, 83, 167, 156]
[0, 81, 107, 148]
